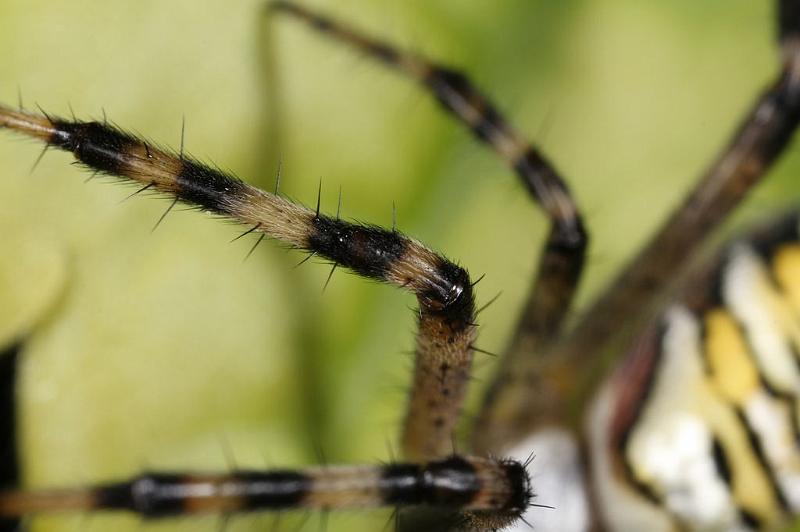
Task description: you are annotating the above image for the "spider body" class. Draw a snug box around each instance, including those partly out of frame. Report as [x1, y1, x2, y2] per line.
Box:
[1, 1, 800, 532]
[586, 214, 800, 530]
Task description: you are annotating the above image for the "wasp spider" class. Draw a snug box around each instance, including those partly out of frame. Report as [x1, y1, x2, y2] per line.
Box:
[1, 1, 800, 531]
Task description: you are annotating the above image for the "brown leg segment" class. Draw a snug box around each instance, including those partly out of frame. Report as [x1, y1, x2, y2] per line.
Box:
[474, 0, 800, 453]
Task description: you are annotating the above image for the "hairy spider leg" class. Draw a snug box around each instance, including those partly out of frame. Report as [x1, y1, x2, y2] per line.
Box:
[0, 102, 475, 463]
[0, 455, 532, 530]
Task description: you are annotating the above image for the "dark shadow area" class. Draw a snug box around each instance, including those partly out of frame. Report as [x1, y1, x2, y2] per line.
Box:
[0, 342, 21, 532]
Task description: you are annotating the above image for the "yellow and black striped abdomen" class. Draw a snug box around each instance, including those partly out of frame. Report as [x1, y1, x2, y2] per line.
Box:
[590, 213, 800, 531]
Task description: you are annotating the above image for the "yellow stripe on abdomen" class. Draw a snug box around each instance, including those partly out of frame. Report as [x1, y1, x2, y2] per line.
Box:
[704, 309, 792, 517]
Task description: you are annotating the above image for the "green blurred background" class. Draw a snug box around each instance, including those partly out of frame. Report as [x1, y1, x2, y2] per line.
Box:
[0, 1, 798, 531]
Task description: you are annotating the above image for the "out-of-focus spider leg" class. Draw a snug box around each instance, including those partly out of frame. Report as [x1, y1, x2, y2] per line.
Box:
[475, 0, 800, 452]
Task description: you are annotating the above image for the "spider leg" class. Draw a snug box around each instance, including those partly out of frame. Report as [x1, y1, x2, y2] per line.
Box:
[0, 104, 476, 462]
[269, 0, 587, 449]
[475, 0, 800, 452]
[0, 456, 531, 529]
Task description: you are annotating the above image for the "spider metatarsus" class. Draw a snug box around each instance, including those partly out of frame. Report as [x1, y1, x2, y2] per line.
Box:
[1, 1, 800, 531]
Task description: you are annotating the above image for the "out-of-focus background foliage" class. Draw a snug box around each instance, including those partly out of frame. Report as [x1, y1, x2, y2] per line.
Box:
[0, 1, 797, 531]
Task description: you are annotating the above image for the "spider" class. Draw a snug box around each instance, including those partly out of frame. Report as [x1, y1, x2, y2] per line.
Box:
[1, 0, 800, 526]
